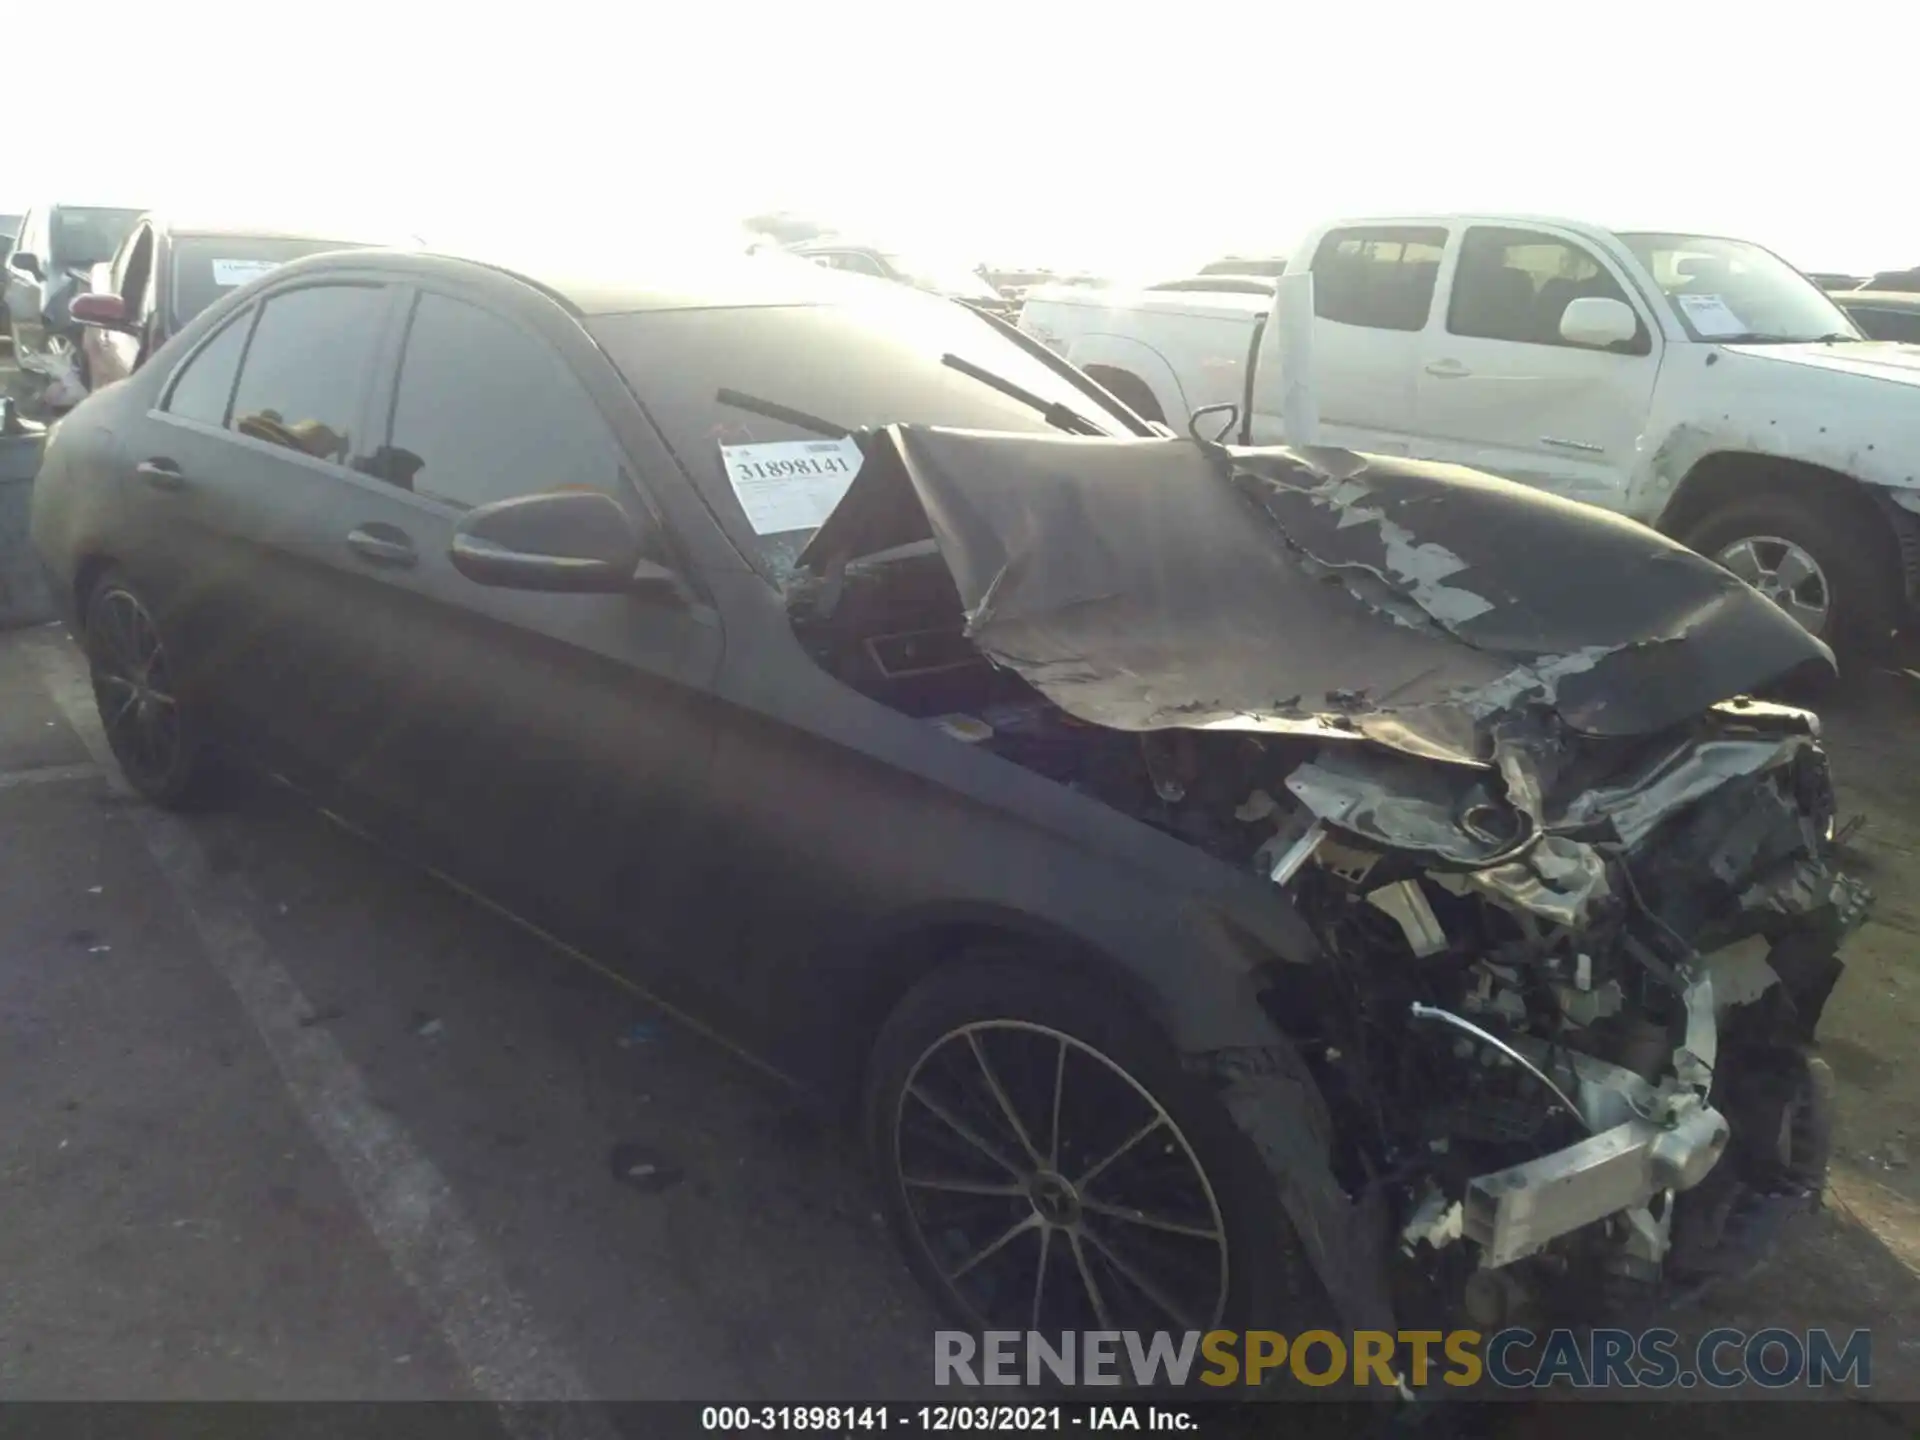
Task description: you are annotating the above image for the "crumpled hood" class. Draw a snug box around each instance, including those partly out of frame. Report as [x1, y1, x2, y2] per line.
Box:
[801, 428, 1832, 767]
[1724, 339, 1920, 386]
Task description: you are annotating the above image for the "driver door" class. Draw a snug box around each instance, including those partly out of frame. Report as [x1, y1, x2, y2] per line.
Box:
[89, 223, 153, 387]
[288, 282, 729, 982]
[6, 208, 47, 356]
[1412, 224, 1663, 513]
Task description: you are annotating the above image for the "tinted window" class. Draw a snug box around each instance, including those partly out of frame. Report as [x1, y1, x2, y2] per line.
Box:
[228, 284, 389, 465]
[116, 227, 156, 321]
[164, 311, 252, 426]
[1848, 306, 1920, 343]
[1448, 225, 1638, 349]
[829, 251, 886, 278]
[588, 289, 1142, 576]
[383, 292, 625, 509]
[1310, 226, 1445, 331]
[170, 236, 360, 329]
[50, 207, 143, 267]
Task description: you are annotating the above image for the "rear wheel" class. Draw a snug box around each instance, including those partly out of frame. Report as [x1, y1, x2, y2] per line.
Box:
[1085, 367, 1166, 427]
[83, 569, 222, 808]
[1682, 490, 1901, 665]
[864, 957, 1323, 1343]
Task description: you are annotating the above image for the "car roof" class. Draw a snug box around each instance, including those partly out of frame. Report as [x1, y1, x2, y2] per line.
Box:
[1836, 290, 1920, 310]
[284, 242, 900, 318]
[137, 210, 410, 245]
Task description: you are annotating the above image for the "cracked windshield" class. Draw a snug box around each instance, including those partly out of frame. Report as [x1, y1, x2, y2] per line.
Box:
[1, 2, 1912, 1435]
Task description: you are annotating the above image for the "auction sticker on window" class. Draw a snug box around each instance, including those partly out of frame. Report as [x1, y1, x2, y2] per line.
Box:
[719, 437, 863, 535]
[1676, 292, 1747, 338]
[212, 258, 284, 287]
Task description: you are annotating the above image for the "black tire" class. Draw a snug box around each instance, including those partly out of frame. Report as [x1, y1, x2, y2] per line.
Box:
[1681, 490, 1901, 665]
[1087, 368, 1166, 426]
[82, 567, 223, 809]
[864, 954, 1327, 1349]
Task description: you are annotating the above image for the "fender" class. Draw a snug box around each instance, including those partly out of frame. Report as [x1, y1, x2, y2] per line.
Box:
[1061, 332, 1193, 432]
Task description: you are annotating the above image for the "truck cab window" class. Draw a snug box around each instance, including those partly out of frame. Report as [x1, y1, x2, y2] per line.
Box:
[1448, 225, 1640, 350]
[1310, 226, 1446, 331]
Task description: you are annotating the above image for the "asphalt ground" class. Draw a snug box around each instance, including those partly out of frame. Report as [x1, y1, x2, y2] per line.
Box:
[0, 613, 1915, 1434]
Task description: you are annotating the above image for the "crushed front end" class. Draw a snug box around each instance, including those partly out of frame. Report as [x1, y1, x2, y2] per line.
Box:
[795, 424, 1872, 1330]
[1258, 696, 1868, 1327]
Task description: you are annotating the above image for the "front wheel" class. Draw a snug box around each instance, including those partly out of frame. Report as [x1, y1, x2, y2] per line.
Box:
[1681, 491, 1901, 665]
[864, 957, 1324, 1342]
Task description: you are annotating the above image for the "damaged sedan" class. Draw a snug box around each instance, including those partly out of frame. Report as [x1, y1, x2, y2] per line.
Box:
[30, 247, 1867, 1362]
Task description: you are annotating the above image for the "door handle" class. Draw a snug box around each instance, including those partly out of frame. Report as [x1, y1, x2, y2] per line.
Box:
[346, 526, 417, 568]
[1423, 359, 1471, 379]
[135, 457, 185, 491]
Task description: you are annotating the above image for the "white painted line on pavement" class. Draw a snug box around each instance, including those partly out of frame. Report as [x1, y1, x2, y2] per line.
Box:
[30, 637, 615, 1437]
[0, 761, 99, 791]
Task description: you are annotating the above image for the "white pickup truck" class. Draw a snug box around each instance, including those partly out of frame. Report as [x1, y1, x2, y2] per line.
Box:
[1019, 215, 1920, 663]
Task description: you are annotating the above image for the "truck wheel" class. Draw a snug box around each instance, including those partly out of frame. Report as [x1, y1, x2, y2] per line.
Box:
[864, 955, 1324, 1345]
[1085, 367, 1166, 426]
[1682, 492, 1900, 660]
[83, 568, 224, 809]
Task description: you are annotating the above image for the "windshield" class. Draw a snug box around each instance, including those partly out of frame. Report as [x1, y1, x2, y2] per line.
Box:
[51, 207, 144, 267]
[879, 252, 1001, 301]
[1618, 232, 1862, 343]
[171, 235, 360, 326]
[589, 289, 1139, 578]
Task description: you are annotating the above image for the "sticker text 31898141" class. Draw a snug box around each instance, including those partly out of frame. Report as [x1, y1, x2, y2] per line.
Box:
[719, 437, 865, 536]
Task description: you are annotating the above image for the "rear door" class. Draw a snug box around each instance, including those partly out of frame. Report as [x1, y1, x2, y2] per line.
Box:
[1254, 223, 1449, 449]
[130, 279, 402, 758]
[1410, 224, 1662, 511]
[283, 280, 728, 979]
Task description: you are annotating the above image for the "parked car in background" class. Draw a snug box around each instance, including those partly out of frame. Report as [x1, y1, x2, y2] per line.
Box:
[1021, 214, 1919, 665]
[787, 239, 1018, 319]
[0, 214, 21, 339]
[1198, 255, 1288, 278]
[1807, 272, 1866, 292]
[5, 204, 144, 378]
[28, 242, 1862, 1346]
[1147, 275, 1278, 295]
[1832, 289, 1920, 343]
[1861, 267, 1920, 294]
[70, 216, 395, 392]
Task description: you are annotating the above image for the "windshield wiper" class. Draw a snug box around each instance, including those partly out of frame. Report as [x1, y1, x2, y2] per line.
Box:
[715, 388, 849, 437]
[1712, 332, 1856, 345]
[939, 353, 1107, 435]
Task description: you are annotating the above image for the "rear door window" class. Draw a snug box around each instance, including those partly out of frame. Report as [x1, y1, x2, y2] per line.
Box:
[226, 284, 391, 465]
[163, 310, 253, 426]
[1310, 226, 1447, 331]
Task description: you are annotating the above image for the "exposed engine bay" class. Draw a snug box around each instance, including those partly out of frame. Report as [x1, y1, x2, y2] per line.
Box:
[787, 425, 1872, 1328]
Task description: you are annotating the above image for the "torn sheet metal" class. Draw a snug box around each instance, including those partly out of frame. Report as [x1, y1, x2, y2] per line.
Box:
[800, 429, 1833, 767]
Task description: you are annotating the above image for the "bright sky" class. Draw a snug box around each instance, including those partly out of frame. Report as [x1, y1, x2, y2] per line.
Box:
[15, 1, 1912, 280]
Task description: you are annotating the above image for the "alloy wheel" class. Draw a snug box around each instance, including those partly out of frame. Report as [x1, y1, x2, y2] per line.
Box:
[893, 1020, 1229, 1332]
[87, 587, 183, 790]
[1715, 535, 1832, 637]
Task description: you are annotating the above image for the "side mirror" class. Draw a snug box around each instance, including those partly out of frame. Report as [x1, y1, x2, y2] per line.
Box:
[70, 292, 132, 331]
[1559, 296, 1639, 349]
[450, 489, 672, 594]
[10, 251, 41, 280]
